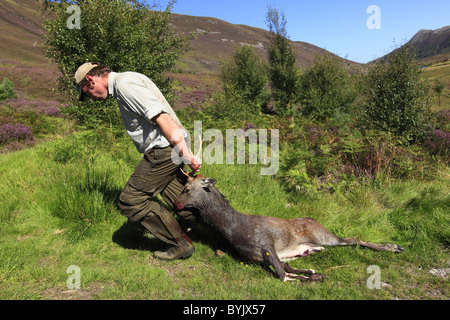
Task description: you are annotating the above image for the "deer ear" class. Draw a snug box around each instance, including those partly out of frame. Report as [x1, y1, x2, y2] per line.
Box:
[201, 177, 217, 191]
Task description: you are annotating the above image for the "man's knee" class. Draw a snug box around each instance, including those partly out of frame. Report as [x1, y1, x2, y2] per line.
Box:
[118, 182, 149, 222]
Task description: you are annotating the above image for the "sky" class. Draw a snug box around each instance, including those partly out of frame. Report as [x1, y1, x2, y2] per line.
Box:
[155, 0, 450, 63]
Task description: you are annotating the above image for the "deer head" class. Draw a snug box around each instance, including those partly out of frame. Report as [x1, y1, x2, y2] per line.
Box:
[174, 174, 217, 211]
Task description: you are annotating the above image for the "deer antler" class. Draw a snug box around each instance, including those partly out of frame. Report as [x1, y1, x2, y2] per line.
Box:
[180, 167, 193, 178]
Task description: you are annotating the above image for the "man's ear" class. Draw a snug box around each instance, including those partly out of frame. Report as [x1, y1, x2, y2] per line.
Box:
[85, 75, 96, 87]
[201, 177, 217, 191]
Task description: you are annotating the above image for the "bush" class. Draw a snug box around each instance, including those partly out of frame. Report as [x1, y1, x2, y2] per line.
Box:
[220, 45, 268, 113]
[0, 78, 17, 101]
[206, 87, 256, 122]
[61, 99, 122, 129]
[0, 123, 33, 145]
[43, 0, 188, 127]
[299, 54, 357, 120]
[265, 6, 300, 114]
[425, 129, 450, 158]
[358, 46, 432, 144]
[276, 115, 441, 197]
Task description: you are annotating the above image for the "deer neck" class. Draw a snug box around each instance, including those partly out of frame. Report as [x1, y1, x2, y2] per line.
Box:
[197, 190, 242, 230]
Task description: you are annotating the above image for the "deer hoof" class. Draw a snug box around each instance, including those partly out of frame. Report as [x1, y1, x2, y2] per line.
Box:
[284, 272, 324, 282]
[388, 243, 404, 253]
[308, 273, 325, 281]
[284, 273, 309, 281]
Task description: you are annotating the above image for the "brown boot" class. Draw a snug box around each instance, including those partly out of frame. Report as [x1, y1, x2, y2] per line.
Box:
[154, 234, 195, 260]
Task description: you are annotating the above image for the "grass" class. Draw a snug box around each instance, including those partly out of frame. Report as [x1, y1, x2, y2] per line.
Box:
[0, 128, 449, 300]
[420, 57, 450, 111]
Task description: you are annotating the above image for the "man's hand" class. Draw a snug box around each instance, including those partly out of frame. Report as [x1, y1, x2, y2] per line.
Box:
[189, 155, 202, 172]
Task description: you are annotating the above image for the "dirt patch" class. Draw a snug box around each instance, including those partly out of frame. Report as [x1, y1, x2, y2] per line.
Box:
[41, 282, 105, 300]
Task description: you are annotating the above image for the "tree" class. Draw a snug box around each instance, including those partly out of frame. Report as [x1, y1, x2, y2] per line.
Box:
[220, 45, 268, 114]
[299, 54, 356, 120]
[358, 46, 432, 143]
[42, 0, 188, 126]
[265, 5, 300, 114]
[0, 77, 17, 101]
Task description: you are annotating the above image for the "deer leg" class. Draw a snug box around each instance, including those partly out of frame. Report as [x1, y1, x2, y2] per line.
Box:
[261, 249, 323, 281]
[304, 220, 404, 253]
[336, 237, 404, 253]
[261, 249, 288, 280]
[282, 262, 315, 275]
[282, 262, 325, 281]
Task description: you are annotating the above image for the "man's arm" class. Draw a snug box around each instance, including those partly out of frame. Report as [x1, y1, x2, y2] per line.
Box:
[153, 112, 201, 172]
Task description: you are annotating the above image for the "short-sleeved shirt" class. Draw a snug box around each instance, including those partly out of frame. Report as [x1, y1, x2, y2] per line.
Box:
[108, 71, 186, 153]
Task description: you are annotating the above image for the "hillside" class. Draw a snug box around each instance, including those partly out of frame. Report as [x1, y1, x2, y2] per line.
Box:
[0, 0, 61, 102]
[170, 13, 358, 74]
[393, 26, 450, 111]
[0, 0, 448, 110]
[0, 0, 46, 63]
[407, 26, 450, 60]
[0, 0, 358, 102]
[375, 26, 450, 65]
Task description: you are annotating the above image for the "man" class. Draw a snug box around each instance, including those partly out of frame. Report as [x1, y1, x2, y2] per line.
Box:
[74, 62, 201, 260]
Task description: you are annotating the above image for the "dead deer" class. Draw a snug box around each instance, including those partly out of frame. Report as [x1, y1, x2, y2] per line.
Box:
[174, 173, 404, 281]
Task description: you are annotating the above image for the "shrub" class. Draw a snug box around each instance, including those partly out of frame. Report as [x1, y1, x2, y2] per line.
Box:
[265, 6, 300, 114]
[425, 129, 450, 158]
[43, 0, 188, 126]
[276, 116, 440, 197]
[0, 77, 17, 101]
[0, 123, 33, 145]
[220, 44, 269, 113]
[206, 88, 255, 122]
[299, 54, 357, 120]
[358, 46, 432, 144]
[61, 99, 122, 129]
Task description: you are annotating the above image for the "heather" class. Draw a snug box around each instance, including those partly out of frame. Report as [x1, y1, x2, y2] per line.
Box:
[171, 75, 214, 110]
[0, 93, 68, 152]
[0, 123, 33, 146]
[0, 59, 62, 102]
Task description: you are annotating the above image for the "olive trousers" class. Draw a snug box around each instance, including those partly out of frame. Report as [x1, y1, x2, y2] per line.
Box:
[118, 146, 195, 247]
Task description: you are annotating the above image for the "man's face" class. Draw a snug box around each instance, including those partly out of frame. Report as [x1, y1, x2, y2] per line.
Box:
[81, 75, 108, 101]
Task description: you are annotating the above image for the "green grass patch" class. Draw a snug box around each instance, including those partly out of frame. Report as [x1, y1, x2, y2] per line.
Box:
[0, 129, 448, 300]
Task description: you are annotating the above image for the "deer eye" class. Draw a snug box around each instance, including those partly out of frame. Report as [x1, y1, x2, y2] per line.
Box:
[184, 187, 191, 194]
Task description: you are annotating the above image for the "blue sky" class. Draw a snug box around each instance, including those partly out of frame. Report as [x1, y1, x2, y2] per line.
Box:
[156, 0, 450, 63]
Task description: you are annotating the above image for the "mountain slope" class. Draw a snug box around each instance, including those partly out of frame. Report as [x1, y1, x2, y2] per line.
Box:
[407, 26, 450, 60]
[0, 1, 357, 76]
[0, 0, 46, 63]
[171, 13, 357, 74]
[0, 0, 60, 102]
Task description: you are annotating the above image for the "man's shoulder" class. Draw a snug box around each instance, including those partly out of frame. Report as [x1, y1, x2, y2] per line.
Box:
[114, 71, 149, 85]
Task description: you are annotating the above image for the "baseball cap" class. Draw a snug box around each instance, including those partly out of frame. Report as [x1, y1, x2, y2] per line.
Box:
[74, 62, 99, 101]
